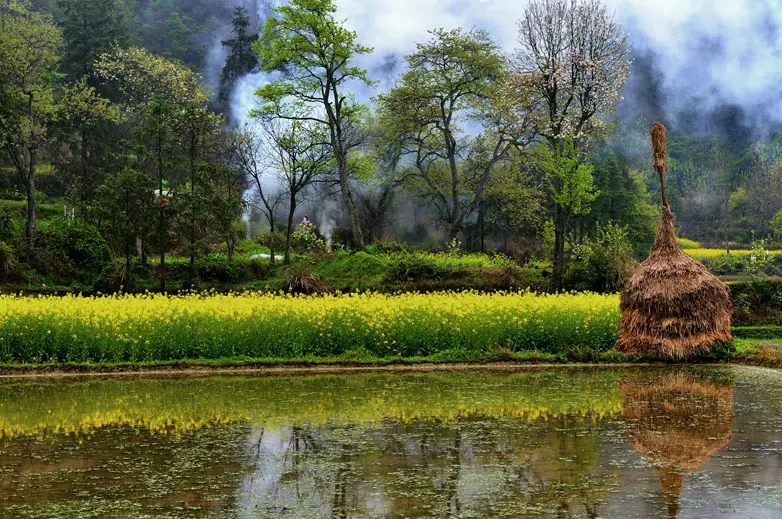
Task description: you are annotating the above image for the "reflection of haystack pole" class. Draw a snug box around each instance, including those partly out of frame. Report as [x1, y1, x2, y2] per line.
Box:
[616, 123, 733, 359]
[620, 372, 734, 519]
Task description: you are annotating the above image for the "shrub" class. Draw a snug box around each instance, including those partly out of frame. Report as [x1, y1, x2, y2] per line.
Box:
[704, 253, 746, 275]
[0, 241, 17, 282]
[385, 253, 447, 282]
[37, 218, 111, 275]
[284, 265, 328, 294]
[565, 222, 637, 292]
[291, 222, 328, 254]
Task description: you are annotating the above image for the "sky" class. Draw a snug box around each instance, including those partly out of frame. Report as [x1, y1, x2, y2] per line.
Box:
[230, 0, 782, 134]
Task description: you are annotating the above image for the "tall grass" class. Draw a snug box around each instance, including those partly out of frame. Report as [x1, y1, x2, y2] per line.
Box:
[0, 291, 621, 364]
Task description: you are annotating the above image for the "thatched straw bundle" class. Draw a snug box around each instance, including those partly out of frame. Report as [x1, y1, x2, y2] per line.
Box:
[620, 371, 734, 518]
[616, 123, 732, 359]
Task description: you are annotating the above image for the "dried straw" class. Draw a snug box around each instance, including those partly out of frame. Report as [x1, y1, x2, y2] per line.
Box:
[621, 372, 734, 518]
[616, 123, 732, 359]
[651, 122, 668, 175]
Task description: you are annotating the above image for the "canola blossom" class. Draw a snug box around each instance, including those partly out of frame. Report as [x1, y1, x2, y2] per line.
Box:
[684, 248, 782, 261]
[0, 291, 621, 364]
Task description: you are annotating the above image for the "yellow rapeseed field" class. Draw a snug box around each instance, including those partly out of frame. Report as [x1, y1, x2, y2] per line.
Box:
[684, 248, 782, 261]
[0, 290, 621, 363]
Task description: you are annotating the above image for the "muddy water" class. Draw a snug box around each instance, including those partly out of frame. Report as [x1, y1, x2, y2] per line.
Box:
[0, 366, 780, 518]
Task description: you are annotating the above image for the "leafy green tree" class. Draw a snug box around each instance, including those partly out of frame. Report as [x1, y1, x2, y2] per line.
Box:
[255, 0, 373, 248]
[176, 103, 227, 283]
[587, 150, 656, 256]
[377, 28, 535, 241]
[95, 46, 210, 290]
[482, 152, 545, 250]
[55, 78, 122, 209]
[219, 6, 258, 102]
[96, 166, 155, 281]
[0, 1, 62, 248]
[57, 0, 129, 79]
[537, 138, 599, 270]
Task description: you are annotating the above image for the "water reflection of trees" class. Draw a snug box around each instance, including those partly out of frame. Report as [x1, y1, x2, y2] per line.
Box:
[240, 415, 616, 518]
[620, 370, 735, 519]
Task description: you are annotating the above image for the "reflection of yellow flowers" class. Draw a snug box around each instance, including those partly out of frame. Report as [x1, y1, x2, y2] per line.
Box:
[0, 371, 623, 441]
[0, 291, 621, 363]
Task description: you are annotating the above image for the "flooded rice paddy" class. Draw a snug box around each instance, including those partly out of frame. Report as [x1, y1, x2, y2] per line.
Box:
[0, 366, 781, 518]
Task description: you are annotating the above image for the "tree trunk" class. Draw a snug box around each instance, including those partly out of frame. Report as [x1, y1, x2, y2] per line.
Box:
[268, 215, 276, 265]
[24, 150, 37, 249]
[158, 134, 166, 293]
[447, 224, 460, 243]
[285, 195, 296, 264]
[338, 158, 364, 248]
[188, 134, 197, 288]
[552, 204, 567, 290]
[478, 203, 485, 253]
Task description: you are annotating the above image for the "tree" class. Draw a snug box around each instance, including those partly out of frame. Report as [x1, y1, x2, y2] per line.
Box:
[377, 28, 536, 241]
[219, 6, 258, 102]
[255, 0, 373, 248]
[586, 149, 657, 256]
[482, 151, 545, 252]
[176, 103, 226, 283]
[513, 0, 630, 287]
[537, 138, 599, 263]
[55, 78, 122, 209]
[57, 0, 129, 79]
[96, 167, 155, 284]
[95, 47, 211, 290]
[0, 1, 62, 248]
[234, 118, 332, 263]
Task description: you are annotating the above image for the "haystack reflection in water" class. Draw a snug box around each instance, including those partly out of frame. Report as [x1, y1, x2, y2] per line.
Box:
[621, 371, 735, 518]
[0, 367, 781, 518]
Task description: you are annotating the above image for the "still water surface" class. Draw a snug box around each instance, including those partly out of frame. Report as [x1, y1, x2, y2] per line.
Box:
[0, 366, 781, 518]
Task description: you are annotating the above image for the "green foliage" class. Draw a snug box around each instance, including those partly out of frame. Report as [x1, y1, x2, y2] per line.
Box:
[291, 223, 327, 255]
[219, 6, 258, 101]
[254, 0, 374, 246]
[587, 150, 656, 255]
[37, 218, 111, 273]
[375, 27, 514, 237]
[0, 241, 17, 281]
[566, 222, 637, 292]
[538, 139, 599, 218]
[57, 0, 130, 78]
[385, 253, 447, 282]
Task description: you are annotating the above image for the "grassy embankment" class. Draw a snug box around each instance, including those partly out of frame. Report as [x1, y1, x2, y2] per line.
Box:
[0, 290, 779, 372]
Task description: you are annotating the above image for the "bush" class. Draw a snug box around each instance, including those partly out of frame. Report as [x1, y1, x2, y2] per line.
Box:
[291, 222, 328, 254]
[0, 241, 17, 282]
[565, 222, 637, 292]
[385, 253, 447, 282]
[704, 253, 746, 275]
[32, 218, 111, 282]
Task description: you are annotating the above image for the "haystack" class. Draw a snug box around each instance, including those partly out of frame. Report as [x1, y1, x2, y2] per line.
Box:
[616, 123, 732, 359]
[620, 371, 734, 518]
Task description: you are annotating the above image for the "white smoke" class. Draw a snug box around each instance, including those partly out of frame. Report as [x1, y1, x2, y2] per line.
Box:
[316, 198, 340, 249]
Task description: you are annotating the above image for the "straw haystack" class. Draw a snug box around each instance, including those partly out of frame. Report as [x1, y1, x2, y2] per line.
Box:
[616, 123, 732, 359]
[620, 371, 734, 518]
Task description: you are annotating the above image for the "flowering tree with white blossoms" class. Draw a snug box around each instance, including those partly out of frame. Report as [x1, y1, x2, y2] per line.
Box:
[512, 0, 631, 288]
